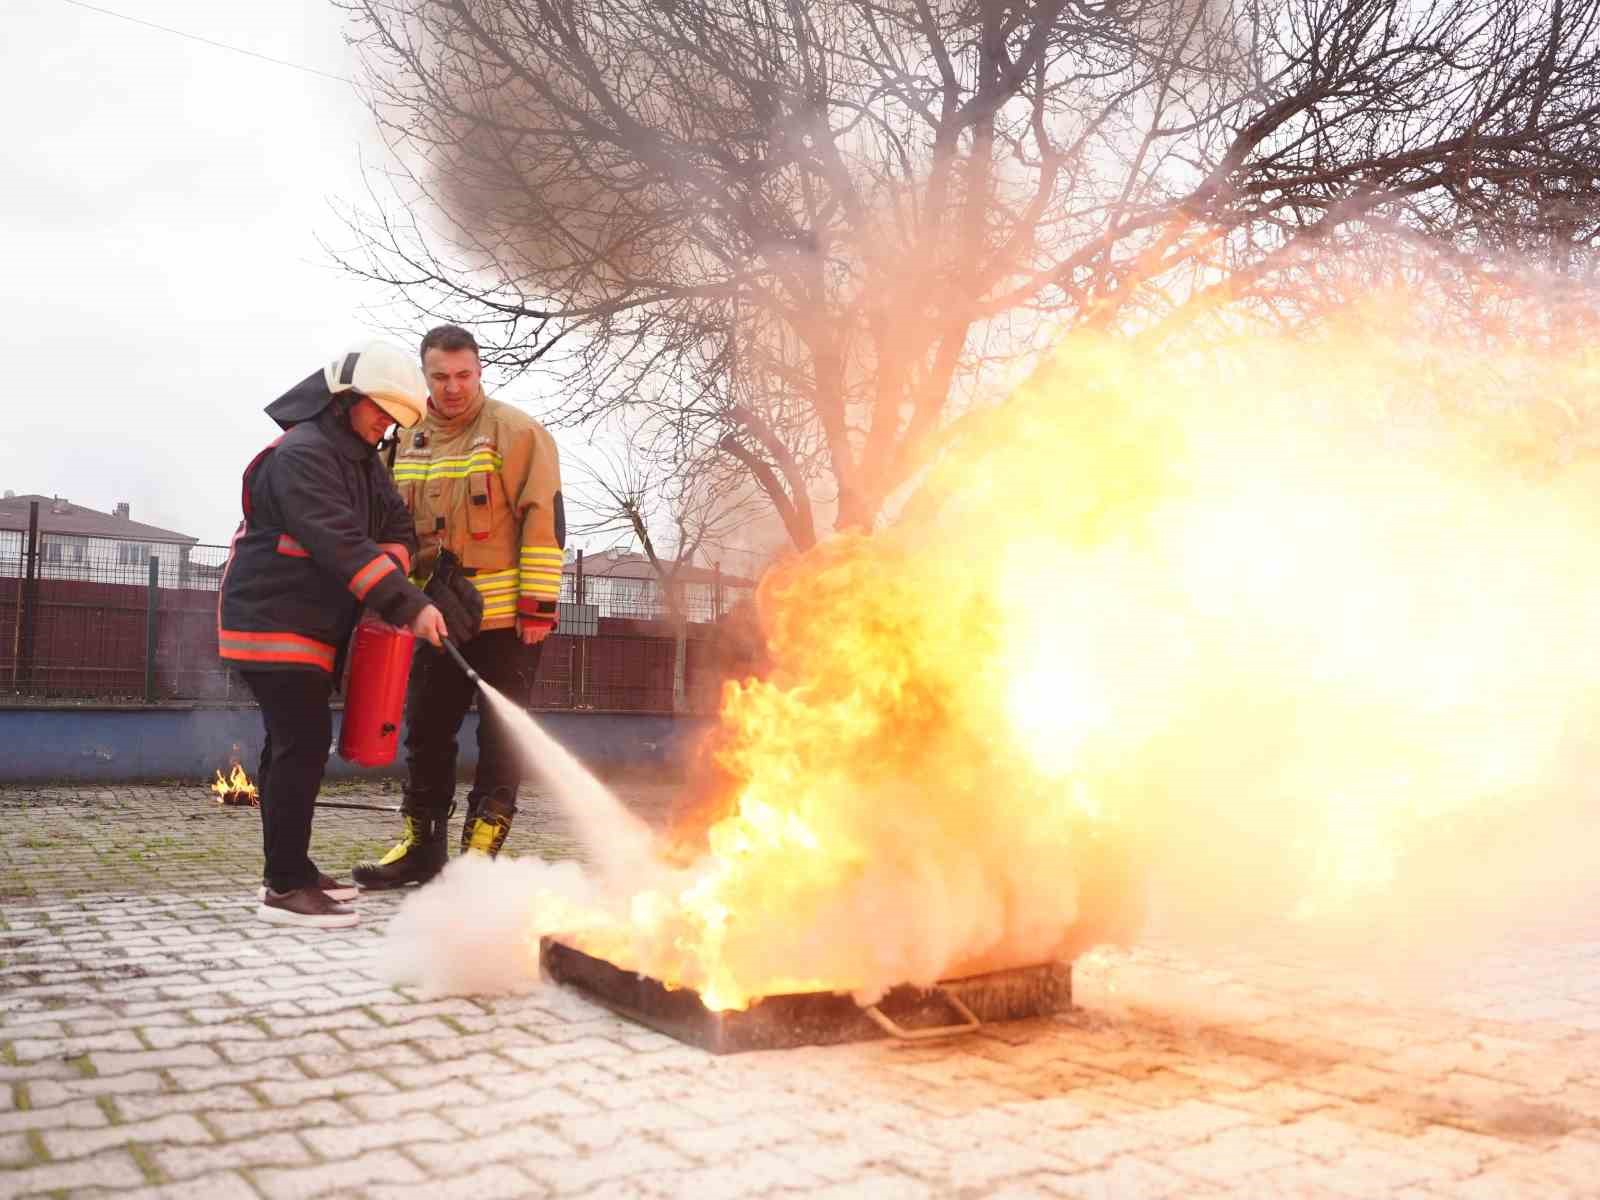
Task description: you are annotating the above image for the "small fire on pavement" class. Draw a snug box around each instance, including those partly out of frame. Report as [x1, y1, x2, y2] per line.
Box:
[211, 761, 258, 806]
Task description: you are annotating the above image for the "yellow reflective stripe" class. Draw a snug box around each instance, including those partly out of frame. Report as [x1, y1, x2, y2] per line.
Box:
[392, 452, 504, 481]
[470, 569, 518, 612]
[521, 570, 561, 584]
[520, 548, 563, 561]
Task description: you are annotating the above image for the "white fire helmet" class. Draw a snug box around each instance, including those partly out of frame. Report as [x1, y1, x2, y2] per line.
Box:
[324, 341, 427, 429]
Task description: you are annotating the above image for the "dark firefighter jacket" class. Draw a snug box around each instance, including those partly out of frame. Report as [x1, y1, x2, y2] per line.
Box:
[218, 404, 429, 673]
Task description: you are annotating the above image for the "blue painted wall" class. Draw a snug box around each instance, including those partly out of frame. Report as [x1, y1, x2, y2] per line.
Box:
[0, 706, 714, 783]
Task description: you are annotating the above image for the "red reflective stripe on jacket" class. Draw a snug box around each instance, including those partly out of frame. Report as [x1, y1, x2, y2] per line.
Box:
[218, 627, 337, 671]
[276, 534, 310, 557]
[348, 554, 397, 600]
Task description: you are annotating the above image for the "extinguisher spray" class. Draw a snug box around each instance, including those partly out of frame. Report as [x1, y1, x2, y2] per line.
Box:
[337, 611, 416, 766]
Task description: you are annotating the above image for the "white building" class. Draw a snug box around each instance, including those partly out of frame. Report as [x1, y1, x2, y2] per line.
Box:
[0, 494, 207, 588]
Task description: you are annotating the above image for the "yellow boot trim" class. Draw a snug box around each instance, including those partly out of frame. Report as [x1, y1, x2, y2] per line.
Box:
[375, 817, 422, 866]
[464, 818, 499, 855]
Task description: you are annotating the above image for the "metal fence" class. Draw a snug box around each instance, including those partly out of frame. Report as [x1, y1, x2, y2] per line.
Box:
[558, 553, 754, 625]
[0, 531, 234, 702]
[1, 505, 758, 711]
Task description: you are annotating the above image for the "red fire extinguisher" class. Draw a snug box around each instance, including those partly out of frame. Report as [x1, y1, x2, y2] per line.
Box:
[337, 611, 415, 766]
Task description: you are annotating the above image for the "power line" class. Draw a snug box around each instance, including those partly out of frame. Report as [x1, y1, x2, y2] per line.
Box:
[53, 0, 356, 86]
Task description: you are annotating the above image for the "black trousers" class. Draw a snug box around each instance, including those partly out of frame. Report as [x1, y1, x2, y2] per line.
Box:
[403, 627, 543, 811]
[240, 669, 334, 893]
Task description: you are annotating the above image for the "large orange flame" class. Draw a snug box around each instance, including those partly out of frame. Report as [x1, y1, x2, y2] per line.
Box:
[532, 293, 1600, 1010]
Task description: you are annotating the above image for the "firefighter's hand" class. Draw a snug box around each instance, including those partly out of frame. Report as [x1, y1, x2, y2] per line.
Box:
[410, 604, 448, 648]
[516, 615, 553, 646]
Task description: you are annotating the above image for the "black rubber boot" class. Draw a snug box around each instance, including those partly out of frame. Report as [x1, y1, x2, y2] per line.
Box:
[351, 799, 453, 890]
[460, 787, 517, 859]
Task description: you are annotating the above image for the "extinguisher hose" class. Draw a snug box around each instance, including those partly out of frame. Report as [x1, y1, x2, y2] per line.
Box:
[440, 637, 481, 687]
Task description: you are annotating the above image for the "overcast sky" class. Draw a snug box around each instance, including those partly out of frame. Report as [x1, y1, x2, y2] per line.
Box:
[1, 0, 577, 547]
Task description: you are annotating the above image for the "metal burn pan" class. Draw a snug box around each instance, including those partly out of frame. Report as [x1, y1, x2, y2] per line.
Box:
[539, 936, 1073, 1054]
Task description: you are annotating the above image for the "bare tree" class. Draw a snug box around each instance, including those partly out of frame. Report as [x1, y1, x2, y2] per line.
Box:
[567, 433, 762, 627]
[336, 0, 1600, 549]
[566, 430, 767, 707]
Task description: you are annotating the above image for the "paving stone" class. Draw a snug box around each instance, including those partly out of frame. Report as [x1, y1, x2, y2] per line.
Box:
[383, 1052, 520, 1089]
[404, 1124, 572, 1173]
[300, 1112, 457, 1158]
[164, 1058, 307, 1091]
[85, 1044, 224, 1077]
[6, 782, 1600, 1200]
[40, 1111, 216, 1160]
[210, 1031, 344, 1065]
[78, 1171, 262, 1200]
[0, 1130, 37, 1167]
[1110, 1100, 1256, 1144]
[519, 1139, 697, 1195]
[333, 1017, 459, 1050]
[10, 1030, 145, 1061]
[151, 1130, 316, 1180]
[442, 1086, 588, 1136]
[254, 1148, 428, 1200]
[295, 1043, 431, 1077]
[205, 1098, 354, 1139]
[367, 1163, 547, 1200]
[254, 1069, 395, 1105]
[1040, 1154, 1192, 1199]
[0, 1148, 147, 1195]
[346, 1079, 488, 1120]
[635, 1157, 828, 1199]
[801, 1172, 935, 1199]
[27, 1071, 166, 1108]
[140, 1021, 271, 1050]
[0, 1097, 110, 1135]
[1161, 1126, 1311, 1182]
[106, 1083, 257, 1122]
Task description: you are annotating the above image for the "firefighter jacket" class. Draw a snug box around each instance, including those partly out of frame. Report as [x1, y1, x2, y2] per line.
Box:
[391, 394, 565, 634]
[219, 407, 430, 673]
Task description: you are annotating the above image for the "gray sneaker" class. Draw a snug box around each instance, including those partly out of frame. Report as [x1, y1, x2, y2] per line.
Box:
[257, 886, 358, 929]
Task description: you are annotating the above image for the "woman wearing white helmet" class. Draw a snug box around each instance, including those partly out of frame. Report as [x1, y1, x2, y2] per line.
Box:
[219, 341, 448, 929]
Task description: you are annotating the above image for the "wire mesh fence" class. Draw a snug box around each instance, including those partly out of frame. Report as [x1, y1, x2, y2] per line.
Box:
[2, 527, 759, 713]
[559, 565, 755, 624]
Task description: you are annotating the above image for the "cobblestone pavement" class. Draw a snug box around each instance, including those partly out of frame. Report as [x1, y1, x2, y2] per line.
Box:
[3, 782, 1599, 1198]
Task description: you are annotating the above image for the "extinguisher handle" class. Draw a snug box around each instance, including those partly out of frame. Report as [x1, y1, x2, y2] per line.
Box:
[440, 637, 481, 687]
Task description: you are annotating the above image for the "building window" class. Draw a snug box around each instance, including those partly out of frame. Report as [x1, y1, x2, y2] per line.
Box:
[116, 542, 152, 566]
[45, 536, 88, 564]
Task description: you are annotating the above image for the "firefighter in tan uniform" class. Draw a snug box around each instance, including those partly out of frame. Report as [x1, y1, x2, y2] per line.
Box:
[352, 325, 565, 889]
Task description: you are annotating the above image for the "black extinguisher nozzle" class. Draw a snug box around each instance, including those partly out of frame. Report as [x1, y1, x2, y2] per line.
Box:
[440, 637, 481, 686]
